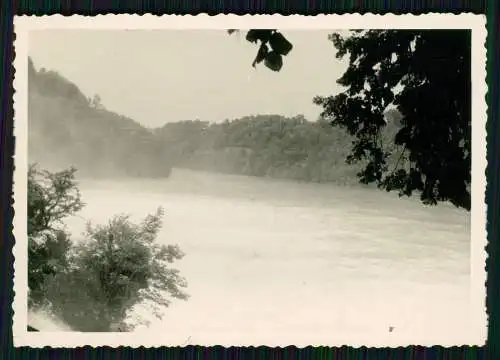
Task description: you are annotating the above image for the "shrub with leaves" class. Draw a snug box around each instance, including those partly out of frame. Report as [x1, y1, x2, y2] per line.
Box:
[44, 207, 188, 331]
[28, 165, 188, 331]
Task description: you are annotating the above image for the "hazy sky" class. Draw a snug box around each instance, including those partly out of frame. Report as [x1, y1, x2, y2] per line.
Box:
[29, 30, 347, 128]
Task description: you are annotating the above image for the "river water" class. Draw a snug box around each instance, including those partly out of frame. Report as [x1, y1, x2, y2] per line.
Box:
[61, 168, 483, 346]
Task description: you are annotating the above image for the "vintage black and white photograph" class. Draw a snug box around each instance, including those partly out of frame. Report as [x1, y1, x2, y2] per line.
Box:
[13, 15, 487, 347]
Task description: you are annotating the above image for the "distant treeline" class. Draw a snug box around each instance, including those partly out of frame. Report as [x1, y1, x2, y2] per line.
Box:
[157, 117, 355, 184]
[28, 58, 402, 184]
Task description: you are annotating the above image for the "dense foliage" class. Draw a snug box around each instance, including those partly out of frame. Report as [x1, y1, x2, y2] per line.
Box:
[239, 30, 471, 210]
[155, 114, 402, 185]
[28, 165, 188, 331]
[315, 30, 471, 210]
[28, 165, 83, 306]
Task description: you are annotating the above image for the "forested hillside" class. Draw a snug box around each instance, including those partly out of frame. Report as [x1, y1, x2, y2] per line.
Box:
[155, 113, 402, 185]
[156, 116, 355, 184]
[28, 58, 402, 185]
[28, 57, 172, 178]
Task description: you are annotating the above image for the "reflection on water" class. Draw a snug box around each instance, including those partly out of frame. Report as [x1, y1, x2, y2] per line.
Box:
[63, 169, 479, 346]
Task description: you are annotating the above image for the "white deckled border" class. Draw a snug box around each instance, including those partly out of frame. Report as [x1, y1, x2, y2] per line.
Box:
[12, 13, 488, 348]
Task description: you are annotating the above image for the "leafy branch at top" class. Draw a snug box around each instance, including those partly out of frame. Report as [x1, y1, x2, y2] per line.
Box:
[228, 29, 293, 71]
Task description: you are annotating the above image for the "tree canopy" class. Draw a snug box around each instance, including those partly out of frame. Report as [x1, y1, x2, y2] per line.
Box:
[28, 165, 83, 305]
[238, 29, 471, 210]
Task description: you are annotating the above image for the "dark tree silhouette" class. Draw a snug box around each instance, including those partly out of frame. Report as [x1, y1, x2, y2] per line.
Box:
[236, 29, 471, 210]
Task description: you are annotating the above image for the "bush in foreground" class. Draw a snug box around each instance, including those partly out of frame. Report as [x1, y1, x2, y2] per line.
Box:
[28, 164, 188, 331]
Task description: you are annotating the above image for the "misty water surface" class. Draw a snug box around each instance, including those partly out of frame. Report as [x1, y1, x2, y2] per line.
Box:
[63, 169, 478, 346]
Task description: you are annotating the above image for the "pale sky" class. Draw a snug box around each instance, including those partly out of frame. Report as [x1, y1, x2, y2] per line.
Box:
[28, 30, 347, 128]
